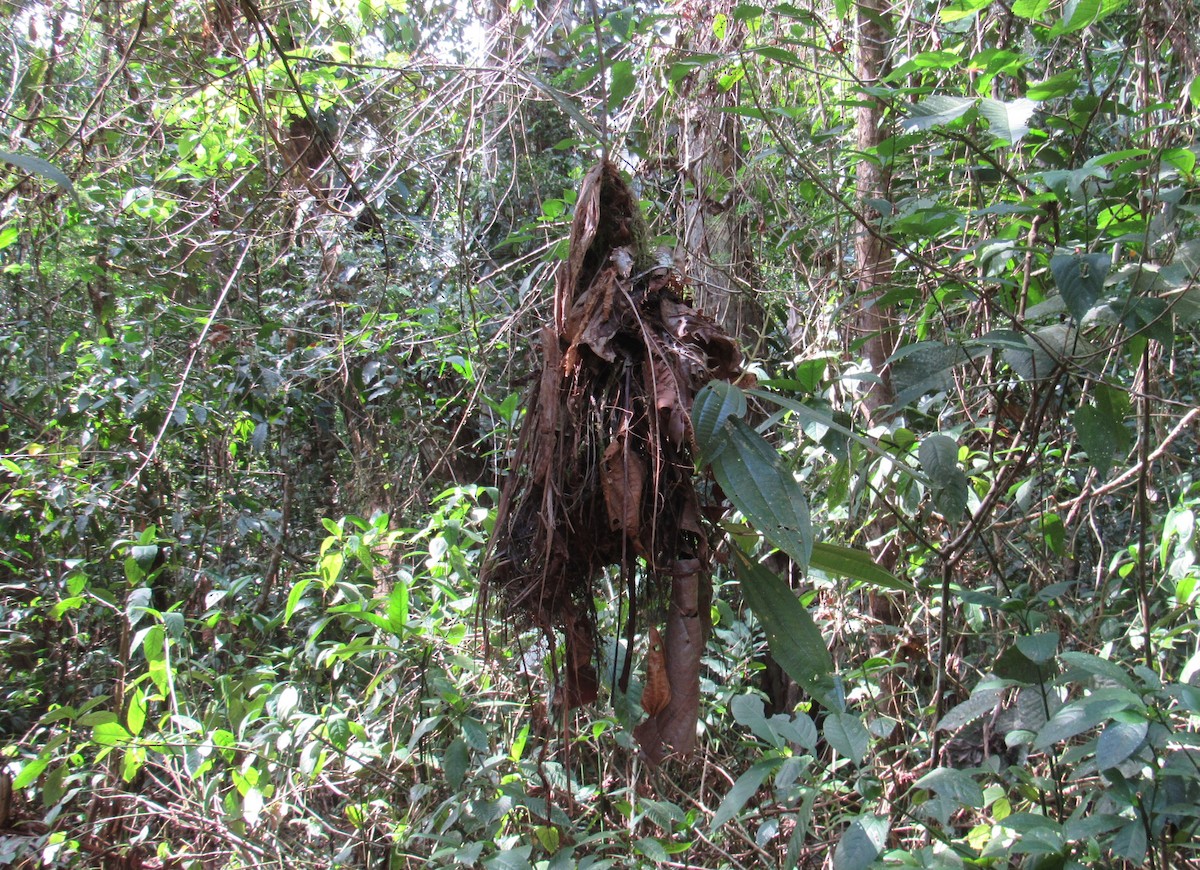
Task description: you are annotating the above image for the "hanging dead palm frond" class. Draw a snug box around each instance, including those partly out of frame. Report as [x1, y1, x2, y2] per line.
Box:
[481, 160, 746, 762]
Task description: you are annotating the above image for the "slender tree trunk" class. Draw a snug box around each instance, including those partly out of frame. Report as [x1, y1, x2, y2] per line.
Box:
[853, 0, 896, 422]
[674, 1, 764, 341]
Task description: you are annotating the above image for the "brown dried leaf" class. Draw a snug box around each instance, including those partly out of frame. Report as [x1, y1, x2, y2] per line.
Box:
[641, 626, 672, 716]
[602, 433, 645, 539]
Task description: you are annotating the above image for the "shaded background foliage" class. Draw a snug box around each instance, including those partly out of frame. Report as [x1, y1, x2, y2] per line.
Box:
[2, 0, 1200, 867]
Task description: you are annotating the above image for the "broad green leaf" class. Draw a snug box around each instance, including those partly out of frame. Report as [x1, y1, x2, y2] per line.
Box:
[939, 0, 995, 21]
[1051, 252, 1110, 321]
[275, 685, 299, 720]
[809, 542, 912, 591]
[11, 754, 51, 790]
[823, 712, 869, 765]
[833, 815, 889, 870]
[284, 576, 313, 624]
[0, 150, 80, 203]
[127, 686, 147, 736]
[937, 686, 1003, 732]
[1011, 0, 1051, 17]
[692, 380, 746, 462]
[1027, 71, 1079, 100]
[918, 434, 969, 519]
[891, 341, 973, 410]
[1190, 76, 1200, 109]
[1095, 718, 1147, 770]
[751, 46, 803, 65]
[242, 786, 264, 826]
[978, 97, 1038, 144]
[386, 580, 409, 635]
[607, 60, 635, 111]
[1049, 0, 1100, 35]
[732, 694, 778, 746]
[1110, 818, 1148, 863]
[711, 416, 812, 569]
[443, 737, 470, 789]
[903, 95, 975, 132]
[1074, 403, 1120, 477]
[93, 720, 134, 747]
[709, 757, 778, 830]
[1015, 631, 1059, 665]
[915, 767, 985, 807]
[1058, 651, 1136, 690]
[731, 547, 835, 705]
[485, 846, 534, 870]
[1033, 695, 1133, 750]
[993, 643, 1053, 684]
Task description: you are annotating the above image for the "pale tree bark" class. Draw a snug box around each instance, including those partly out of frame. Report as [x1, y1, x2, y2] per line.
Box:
[853, 0, 897, 423]
[673, 0, 764, 342]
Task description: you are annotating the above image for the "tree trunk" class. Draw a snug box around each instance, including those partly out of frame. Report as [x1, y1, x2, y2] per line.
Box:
[853, 0, 896, 422]
[673, 0, 764, 342]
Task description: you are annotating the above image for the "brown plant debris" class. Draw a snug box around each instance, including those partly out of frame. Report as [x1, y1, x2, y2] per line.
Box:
[481, 161, 746, 763]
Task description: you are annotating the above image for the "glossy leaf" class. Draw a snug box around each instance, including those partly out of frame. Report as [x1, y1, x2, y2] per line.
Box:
[0, 150, 80, 203]
[709, 757, 779, 830]
[711, 416, 812, 570]
[809, 542, 912, 591]
[1051, 252, 1110, 321]
[918, 434, 969, 519]
[731, 546, 835, 706]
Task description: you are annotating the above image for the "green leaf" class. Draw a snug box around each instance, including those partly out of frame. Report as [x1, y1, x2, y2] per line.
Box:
[284, 576, 313, 625]
[915, 767, 985, 807]
[823, 712, 869, 765]
[751, 46, 803, 65]
[993, 645, 1046, 684]
[710, 417, 812, 570]
[710, 758, 778, 830]
[1058, 651, 1136, 690]
[1027, 71, 1079, 100]
[939, 0, 996, 22]
[1074, 403, 1120, 477]
[978, 97, 1037, 144]
[0, 150, 80, 203]
[11, 754, 52, 790]
[1049, 0, 1100, 35]
[1051, 252, 1110, 321]
[692, 380, 747, 462]
[386, 580, 409, 635]
[731, 547, 836, 705]
[1095, 718, 1147, 770]
[1190, 76, 1200, 109]
[833, 815, 889, 870]
[1011, 0, 1051, 17]
[444, 737, 470, 789]
[1111, 818, 1148, 863]
[809, 542, 912, 591]
[1015, 631, 1059, 665]
[127, 686, 147, 736]
[902, 95, 975, 132]
[93, 720, 134, 747]
[918, 434, 969, 519]
[937, 686, 1003, 732]
[731, 694, 779, 746]
[1033, 696, 1126, 750]
[607, 59, 635, 111]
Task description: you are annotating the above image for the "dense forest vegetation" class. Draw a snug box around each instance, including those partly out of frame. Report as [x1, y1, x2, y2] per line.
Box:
[2, 0, 1199, 866]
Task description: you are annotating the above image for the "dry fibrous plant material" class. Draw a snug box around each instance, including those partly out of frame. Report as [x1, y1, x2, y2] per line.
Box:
[481, 160, 746, 763]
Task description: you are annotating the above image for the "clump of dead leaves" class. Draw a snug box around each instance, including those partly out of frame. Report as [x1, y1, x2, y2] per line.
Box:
[481, 160, 747, 763]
